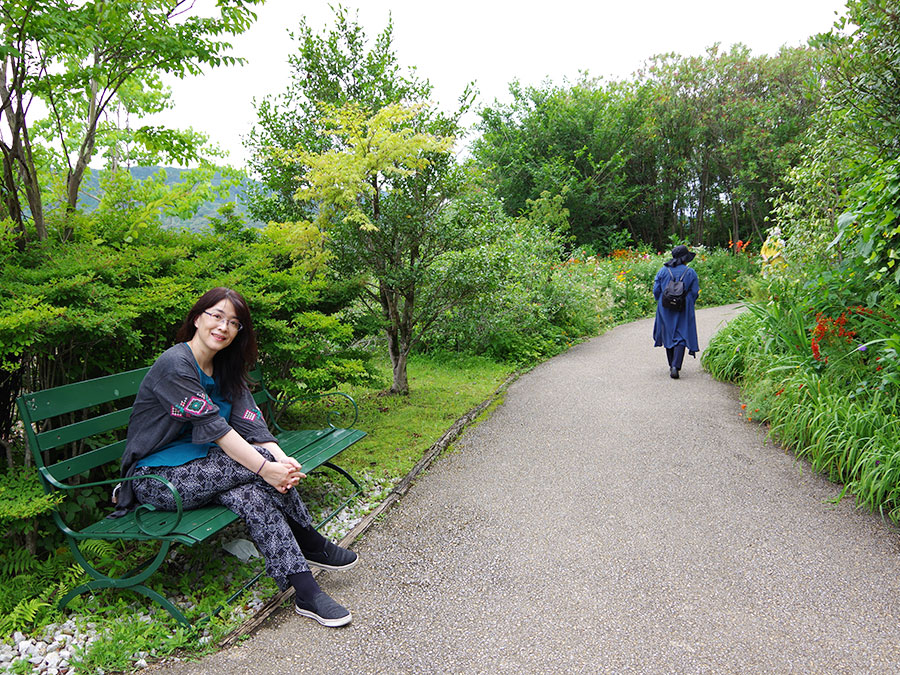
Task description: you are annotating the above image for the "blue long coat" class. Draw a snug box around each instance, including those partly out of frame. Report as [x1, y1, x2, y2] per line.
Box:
[652, 263, 700, 352]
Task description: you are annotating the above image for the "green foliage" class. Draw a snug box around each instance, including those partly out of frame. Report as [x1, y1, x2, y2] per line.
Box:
[246, 4, 433, 224]
[285, 101, 456, 232]
[700, 311, 763, 383]
[0, 470, 65, 521]
[474, 45, 819, 251]
[1, 0, 265, 241]
[704, 280, 900, 521]
[0, 588, 54, 636]
[475, 77, 646, 247]
[830, 159, 900, 291]
[0, 226, 371, 424]
[0, 545, 86, 635]
[811, 0, 900, 161]
[71, 616, 195, 674]
[417, 190, 598, 364]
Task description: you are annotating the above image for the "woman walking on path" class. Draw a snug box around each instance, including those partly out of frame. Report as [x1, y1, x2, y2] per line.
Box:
[652, 245, 700, 379]
[115, 287, 357, 627]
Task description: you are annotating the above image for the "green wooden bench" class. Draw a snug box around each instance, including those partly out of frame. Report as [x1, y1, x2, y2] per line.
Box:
[15, 365, 366, 626]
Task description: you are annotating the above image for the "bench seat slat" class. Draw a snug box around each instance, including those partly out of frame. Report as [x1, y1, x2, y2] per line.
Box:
[82, 506, 241, 546]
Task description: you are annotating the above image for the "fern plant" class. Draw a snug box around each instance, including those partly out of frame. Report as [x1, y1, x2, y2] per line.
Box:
[0, 585, 53, 634]
[0, 547, 38, 578]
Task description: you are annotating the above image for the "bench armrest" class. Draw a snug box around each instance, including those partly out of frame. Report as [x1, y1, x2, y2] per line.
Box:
[264, 390, 360, 433]
[39, 468, 185, 538]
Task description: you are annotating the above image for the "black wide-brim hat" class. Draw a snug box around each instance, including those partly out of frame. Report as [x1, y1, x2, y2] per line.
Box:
[667, 245, 696, 266]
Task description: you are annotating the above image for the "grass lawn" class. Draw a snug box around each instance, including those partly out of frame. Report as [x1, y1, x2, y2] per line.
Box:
[335, 352, 513, 482]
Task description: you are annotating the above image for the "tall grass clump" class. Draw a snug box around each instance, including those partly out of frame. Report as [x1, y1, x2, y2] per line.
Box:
[704, 278, 900, 521]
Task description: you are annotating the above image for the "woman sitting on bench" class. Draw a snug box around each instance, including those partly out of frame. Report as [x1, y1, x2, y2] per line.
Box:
[117, 287, 356, 627]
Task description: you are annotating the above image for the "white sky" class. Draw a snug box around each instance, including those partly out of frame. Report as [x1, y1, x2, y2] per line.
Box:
[150, 0, 848, 170]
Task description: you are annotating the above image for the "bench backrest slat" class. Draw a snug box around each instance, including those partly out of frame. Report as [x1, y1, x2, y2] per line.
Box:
[34, 408, 133, 454]
[48, 440, 128, 480]
[16, 368, 151, 481]
[18, 368, 150, 423]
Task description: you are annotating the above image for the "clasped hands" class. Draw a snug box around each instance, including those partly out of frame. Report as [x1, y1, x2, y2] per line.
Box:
[260, 456, 306, 493]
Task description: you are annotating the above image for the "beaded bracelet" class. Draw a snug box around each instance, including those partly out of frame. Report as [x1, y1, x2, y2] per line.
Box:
[255, 458, 267, 475]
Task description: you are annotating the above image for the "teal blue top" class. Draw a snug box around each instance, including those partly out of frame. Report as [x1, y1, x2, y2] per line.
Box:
[135, 363, 232, 468]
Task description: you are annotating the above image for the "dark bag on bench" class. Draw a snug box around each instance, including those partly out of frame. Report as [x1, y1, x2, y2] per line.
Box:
[661, 268, 687, 311]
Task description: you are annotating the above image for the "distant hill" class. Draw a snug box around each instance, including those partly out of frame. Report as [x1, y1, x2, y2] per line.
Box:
[80, 166, 266, 231]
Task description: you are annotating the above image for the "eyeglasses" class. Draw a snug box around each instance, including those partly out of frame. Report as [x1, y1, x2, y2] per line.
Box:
[202, 310, 243, 332]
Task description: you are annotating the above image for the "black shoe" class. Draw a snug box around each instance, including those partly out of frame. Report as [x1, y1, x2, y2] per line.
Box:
[304, 539, 358, 571]
[670, 367, 679, 379]
[295, 591, 352, 627]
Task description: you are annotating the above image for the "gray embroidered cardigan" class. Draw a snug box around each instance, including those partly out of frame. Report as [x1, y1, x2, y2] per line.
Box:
[113, 343, 277, 515]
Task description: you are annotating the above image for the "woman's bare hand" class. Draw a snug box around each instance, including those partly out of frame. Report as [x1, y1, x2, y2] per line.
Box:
[259, 460, 303, 493]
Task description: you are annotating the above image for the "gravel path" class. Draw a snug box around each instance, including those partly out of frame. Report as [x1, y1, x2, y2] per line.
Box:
[152, 304, 900, 674]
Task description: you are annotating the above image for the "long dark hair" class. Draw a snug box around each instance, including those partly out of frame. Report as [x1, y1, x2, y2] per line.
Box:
[175, 287, 257, 401]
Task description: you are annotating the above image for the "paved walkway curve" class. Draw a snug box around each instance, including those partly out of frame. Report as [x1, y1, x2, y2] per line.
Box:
[155, 305, 900, 674]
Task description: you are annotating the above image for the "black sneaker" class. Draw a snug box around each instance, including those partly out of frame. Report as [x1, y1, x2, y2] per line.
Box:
[670, 366, 679, 379]
[304, 539, 359, 571]
[295, 591, 352, 627]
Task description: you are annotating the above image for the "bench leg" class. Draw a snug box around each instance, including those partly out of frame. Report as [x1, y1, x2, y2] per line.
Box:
[314, 461, 362, 528]
[60, 537, 191, 626]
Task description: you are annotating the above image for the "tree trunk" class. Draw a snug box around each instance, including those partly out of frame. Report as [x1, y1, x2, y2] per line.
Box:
[0, 149, 26, 240]
[389, 350, 409, 395]
[380, 282, 410, 395]
[0, 358, 24, 463]
[729, 192, 740, 252]
[696, 160, 709, 245]
[748, 195, 765, 244]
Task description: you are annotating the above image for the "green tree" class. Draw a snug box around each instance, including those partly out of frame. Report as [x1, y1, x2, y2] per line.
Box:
[0, 0, 263, 242]
[812, 0, 900, 162]
[475, 46, 819, 251]
[642, 44, 818, 248]
[788, 0, 900, 298]
[474, 77, 645, 249]
[278, 101, 481, 395]
[245, 4, 430, 224]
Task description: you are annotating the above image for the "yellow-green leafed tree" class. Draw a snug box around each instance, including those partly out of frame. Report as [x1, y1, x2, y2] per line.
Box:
[277, 100, 486, 395]
[288, 102, 454, 231]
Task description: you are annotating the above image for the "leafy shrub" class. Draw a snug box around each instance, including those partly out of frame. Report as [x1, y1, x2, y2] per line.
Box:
[704, 276, 900, 522]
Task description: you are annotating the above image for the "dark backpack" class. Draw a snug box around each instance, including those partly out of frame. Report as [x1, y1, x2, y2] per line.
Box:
[661, 268, 687, 311]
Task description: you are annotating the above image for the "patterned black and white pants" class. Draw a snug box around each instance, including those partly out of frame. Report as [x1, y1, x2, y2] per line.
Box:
[132, 446, 313, 590]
